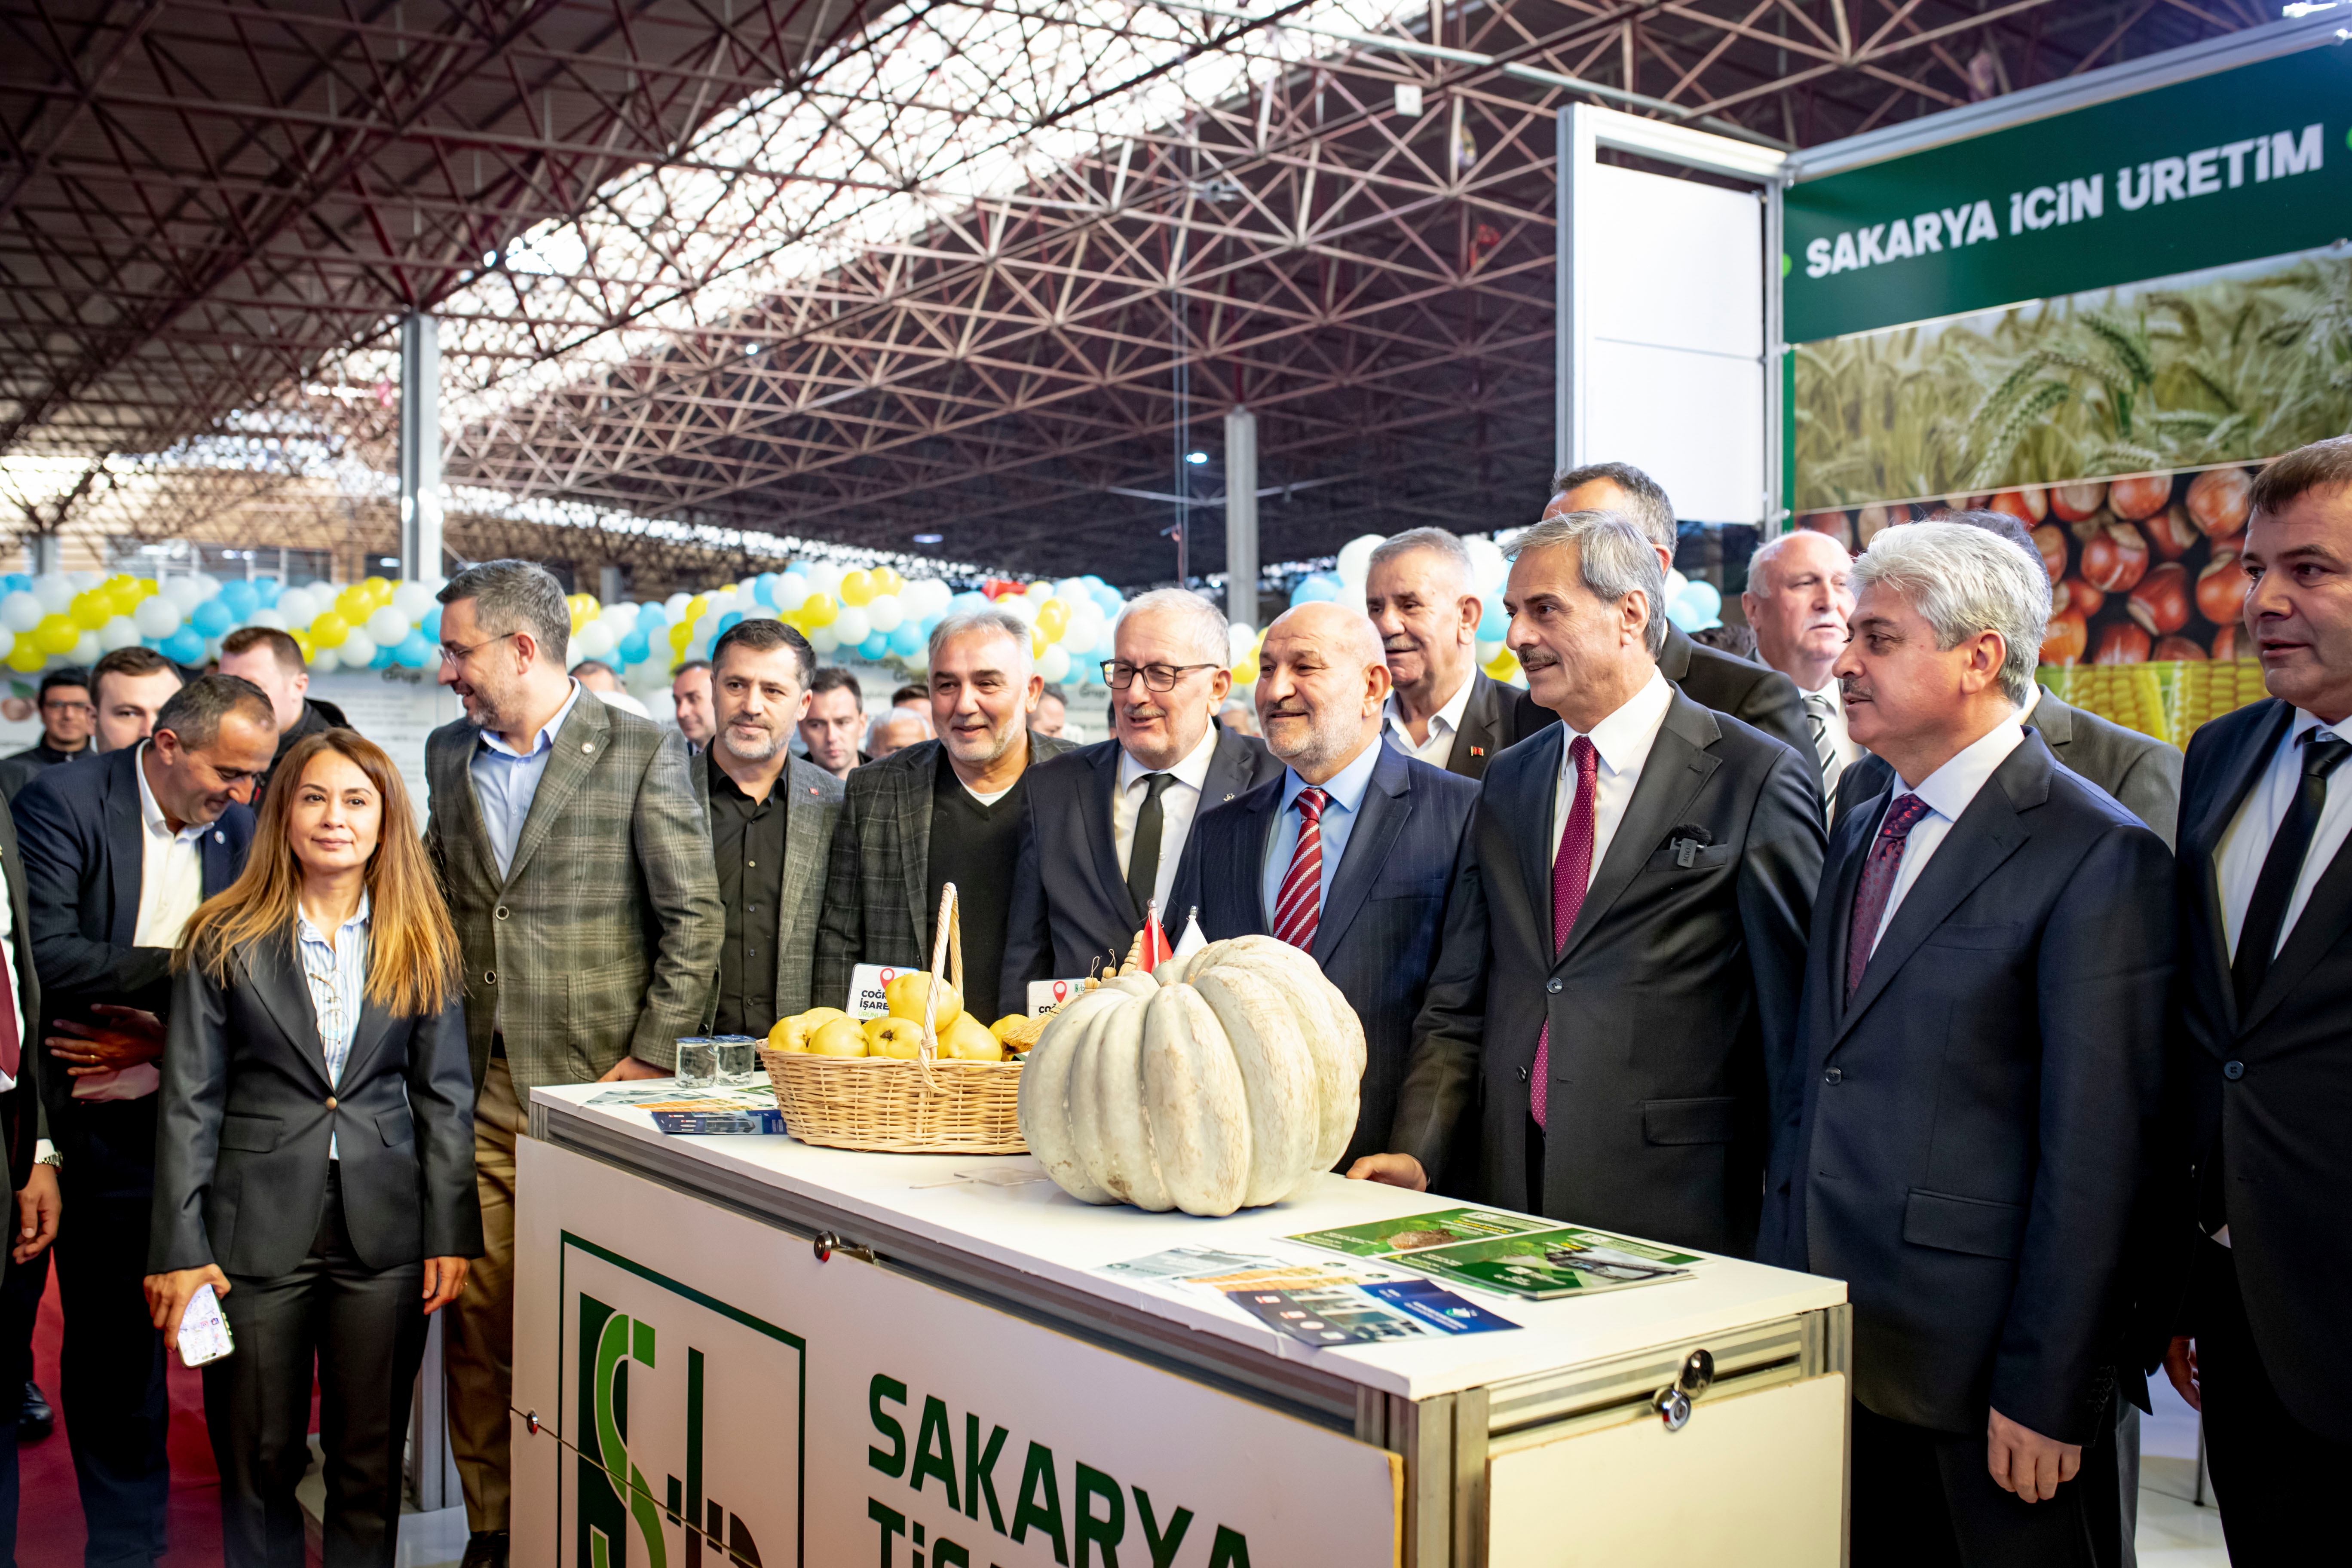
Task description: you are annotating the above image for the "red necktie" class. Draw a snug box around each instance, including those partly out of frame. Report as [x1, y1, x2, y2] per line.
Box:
[1272, 788, 1328, 951]
[1844, 793, 1932, 1003]
[1532, 737, 1599, 1131]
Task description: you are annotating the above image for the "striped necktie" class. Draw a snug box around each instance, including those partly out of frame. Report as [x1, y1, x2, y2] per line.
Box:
[1272, 788, 1328, 951]
[1804, 692, 1843, 799]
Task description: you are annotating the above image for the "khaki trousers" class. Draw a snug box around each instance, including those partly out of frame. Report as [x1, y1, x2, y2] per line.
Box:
[445, 1055, 524, 1532]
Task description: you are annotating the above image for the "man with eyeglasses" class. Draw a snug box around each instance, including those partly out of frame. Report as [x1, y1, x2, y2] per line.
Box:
[422, 560, 720, 1568]
[0, 669, 94, 802]
[11, 675, 275, 1567]
[1003, 590, 1280, 1003]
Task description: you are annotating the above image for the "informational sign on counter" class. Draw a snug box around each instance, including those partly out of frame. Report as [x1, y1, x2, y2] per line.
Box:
[513, 1138, 1402, 1568]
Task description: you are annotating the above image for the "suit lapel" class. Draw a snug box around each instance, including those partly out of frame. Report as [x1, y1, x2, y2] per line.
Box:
[772, 760, 831, 1001]
[1172, 731, 1258, 922]
[1514, 727, 1565, 947]
[2182, 701, 2292, 1035]
[106, 751, 143, 947]
[2028, 686, 2075, 758]
[1449, 674, 1505, 779]
[1557, 696, 1718, 965]
[1830, 744, 2040, 1047]
[251, 937, 336, 1093]
[1314, 747, 1410, 962]
[1078, 744, 1133, 924]
[898, 746, 938, 957]
[200, 821, 239, 896]
[501, 695, 609, 888]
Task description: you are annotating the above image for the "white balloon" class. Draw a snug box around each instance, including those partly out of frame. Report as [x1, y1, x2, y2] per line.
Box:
[809, 625, 841, 654]
[70, 632, 101, 665]
[193, 575, 221, 600]
[600, 603, 639, 634]
[312, 646, 342, 675]
[1054, 578, 1087, 601]
[865, 594, 903, 634]
[1058, 619, 1095, 658]
[833, 606, 870, 645]
[163, 576, 208, 611]
[0, 629, 11, 659]
[69, 570, 103, 592]
[707, 591, 740, 619]
[1228, 622, 1255, 655]
[341, 631, 378, 666]
[32, 576, 73, 615]
[249, 608, 288, 631]
[390, 580, 437, 620]
[995, 594, 1036, 625]
[0, 592, 41, 633]
[1025, 579, 1053, 602]
[1464, 535, 1507, 591]
[626, 658, 667, 694]
[644, 690, 678, 726]
[774, 572, 809, 610]
[276, 587, 319, 625]
[98, 615, 141, 652]
[365, 606, 410, 645]
[1335, 533, 1384, 587]
[133, 596, 182, 638]
[565, 637, 583, 667]
[665, 592, 692, 619]
[1037, 644, 1071, 683]
[576, 622, 617, 659]
[1476, 637, 1503, 665]
[803, 561, 843, 595]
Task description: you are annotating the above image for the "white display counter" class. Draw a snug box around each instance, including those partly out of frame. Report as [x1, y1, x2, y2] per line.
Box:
[512, 1083, 1850, 1567]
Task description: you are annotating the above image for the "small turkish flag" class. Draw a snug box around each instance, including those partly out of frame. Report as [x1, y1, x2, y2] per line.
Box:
[1138, 902, 1173, 972]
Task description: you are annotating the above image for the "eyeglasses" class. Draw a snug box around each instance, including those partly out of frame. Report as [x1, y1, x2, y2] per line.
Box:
[40, 700, 93, 717]
[438, 630, 520, 668]
[1100, 660, 1222, 692]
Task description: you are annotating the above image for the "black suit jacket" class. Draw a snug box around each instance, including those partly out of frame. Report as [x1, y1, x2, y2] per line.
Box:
[1002, 726, 1281, 998]
[1433, 672, 1537, 783]
[12, 747, 254, 1162]
[150, 936, 481, 1279]
[1760, 732, 2173, 1441]
[1391, 687, 1825, 1256]
[1513, 625, 1813, 778]
[1834, 684, 2183, 848]
[0, 800, 43, 1292]
[1191, 744, 1481, 1169]
[2169, 699, 2352, 1441]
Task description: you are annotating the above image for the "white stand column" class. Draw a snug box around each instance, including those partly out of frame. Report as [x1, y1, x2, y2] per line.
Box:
[398, 312, 444, 582]
[1224, 406, 1258, 627]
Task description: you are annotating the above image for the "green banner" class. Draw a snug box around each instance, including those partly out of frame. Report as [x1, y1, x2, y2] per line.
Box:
[1785, 45, 2352, 343]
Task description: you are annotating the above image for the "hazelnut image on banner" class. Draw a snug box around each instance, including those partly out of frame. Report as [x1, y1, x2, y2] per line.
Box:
[2154, 635, 2208, 662]
[2042, 607, 2089, 666]
[2058, 578, 2104, 619]
[2033, 524, 2069, 584]
[2050, 482, 2107, 523]
[2095, 622, 2153, 665]
[2108, 473, 2173, 521]
[2081, 524, 2151, 593]
[2128, 563, 2192, 637]
[2147, 503, 2201, 560]
[2198, 553, 2251, 625]
[2187, 467, 2254, 537]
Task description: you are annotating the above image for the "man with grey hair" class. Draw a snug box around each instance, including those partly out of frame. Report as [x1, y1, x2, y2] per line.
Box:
[1002, 588, 1277, 999]
[1833, 509, 2181, 849]
[1364, 527, 1532, 780]
[817, 608, 1075, 1025]
[1191, 603, 1479, 1167]
[1760, 520, 2171, 1567]
[1743, 529, 1859, 809]
[1536, 462, 1814, 768]
[1366, 510, 1823, 1250]
[425, 559, 721, 1565]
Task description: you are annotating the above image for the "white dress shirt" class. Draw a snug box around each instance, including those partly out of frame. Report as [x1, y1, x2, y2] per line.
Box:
[1112, 724, 1219, 917]
[1548, 668, 1675, 890]
[1260, 737, 1384, 923]
[86, 743, 213, 1102]
[297, 892, 371, 1159]
[1383, 671, 1476, 770]
[1865, 720, 2029, 956]
[2213, 708, 2352, 963]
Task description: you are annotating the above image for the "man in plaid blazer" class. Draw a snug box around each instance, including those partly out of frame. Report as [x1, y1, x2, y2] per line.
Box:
[423, 561, 720, 1568]
[816, 608, 1076, 1023]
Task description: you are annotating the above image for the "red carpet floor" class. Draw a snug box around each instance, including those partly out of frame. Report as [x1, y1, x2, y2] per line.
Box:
[17, 1267, 227, 1568]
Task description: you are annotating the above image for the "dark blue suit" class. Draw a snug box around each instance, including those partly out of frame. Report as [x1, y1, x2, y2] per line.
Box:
[1191, 742, 1480, 1171]
[12, 746, 254, 1568]
[1002, 726, 1281, 998]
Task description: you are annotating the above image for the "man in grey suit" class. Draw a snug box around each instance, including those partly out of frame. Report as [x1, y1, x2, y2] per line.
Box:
[1366, 510, 1824, 1255]
[817, 609, 1075, 1026]
[1834, 510, 2183, 850]
[693, 617, 845, 1034]
[1517, 462, 1815, 769]
[1192, 603, 1480, 1168]
[1002, 589, 1278, 1001]
[1364, 528, 1528, 781]
[1761, 522, 2170, 1566]
[423, 560, 720, 1568]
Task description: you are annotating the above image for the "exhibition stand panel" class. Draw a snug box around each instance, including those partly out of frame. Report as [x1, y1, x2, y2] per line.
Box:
[511, 1086, 1850, 1566]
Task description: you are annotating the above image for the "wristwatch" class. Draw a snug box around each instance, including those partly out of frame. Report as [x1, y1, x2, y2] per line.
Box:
[33, 1139, 59, 1168]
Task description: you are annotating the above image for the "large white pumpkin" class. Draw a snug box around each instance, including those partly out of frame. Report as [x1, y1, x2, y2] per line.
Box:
[1018, 936, 1367, 1215]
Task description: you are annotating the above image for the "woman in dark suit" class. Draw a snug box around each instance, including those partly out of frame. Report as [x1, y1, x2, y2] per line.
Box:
[144, 729, 479, 1568]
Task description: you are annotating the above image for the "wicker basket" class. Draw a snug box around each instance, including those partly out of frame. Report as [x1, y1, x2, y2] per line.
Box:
[760, 883, 1026, 1154]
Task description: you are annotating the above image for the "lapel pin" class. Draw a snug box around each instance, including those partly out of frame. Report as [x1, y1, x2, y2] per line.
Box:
[1223, 793, 1234, 802]
[1470, 746, 1486, 758]
[214, 830, 225, 844]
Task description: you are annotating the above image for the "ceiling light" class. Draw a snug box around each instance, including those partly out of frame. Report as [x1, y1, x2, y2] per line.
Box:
[1186, 451, 1209, 465]
[913, 532, 944, 545]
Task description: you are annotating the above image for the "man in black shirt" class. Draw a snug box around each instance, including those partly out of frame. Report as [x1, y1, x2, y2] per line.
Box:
[817, 609, 1076, 1026]
[0, 668, 93, 800]
[696, 620, 845, 1034]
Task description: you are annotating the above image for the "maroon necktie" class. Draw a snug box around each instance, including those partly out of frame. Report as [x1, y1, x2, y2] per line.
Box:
[1532, 737, 1599, 1131]
[1272, 787, 1328, 951]
[1844, 793, 1932, 1003]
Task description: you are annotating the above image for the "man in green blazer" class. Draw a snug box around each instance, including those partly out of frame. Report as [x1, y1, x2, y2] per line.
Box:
[423, 560, 721, 1568]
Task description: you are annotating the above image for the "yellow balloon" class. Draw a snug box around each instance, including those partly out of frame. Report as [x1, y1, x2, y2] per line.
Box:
[334, 587, 370, 623]
[136, 578, 160, 598]
[1483, 647, 1520, 681]
[310, 612, 351, 649]
[33, 614, 78, 655]
[1031, 627, 1047, 658]
[801, 593, 837, 628]
[1036, 597, 1070, 639]
[871, 567, 903, 598]
[683, 595, 708, 625]
[69, 591, 110, 631]
[6, 642, 43, 672]
[1230, 655, 1258, 686]
[291, 629, 315, 661]
[361, 575, 392, 606]
[669, 621, 693, 652]
[838, 570, 874, 607]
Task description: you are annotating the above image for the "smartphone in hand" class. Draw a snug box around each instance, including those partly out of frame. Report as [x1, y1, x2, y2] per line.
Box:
[178, 1283, 234, 1368]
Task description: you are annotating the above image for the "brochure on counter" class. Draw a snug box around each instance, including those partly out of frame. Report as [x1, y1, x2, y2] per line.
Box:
[1286, 1207, 1703, 1300]
[1093, 1245, 1520, 1345]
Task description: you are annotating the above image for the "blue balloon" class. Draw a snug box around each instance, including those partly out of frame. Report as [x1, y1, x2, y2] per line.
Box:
[159, 627, 206, 666]
[217, 580, 258, 618]
[395, 630, 434, 670]
[421, 605, 443, 642]
[859, 632, 890, 661]
[754, 574, 778, 607]
[0, 574, 27, 594]
[713, 610, 743, 637]
[190, 598, 236, 636]
[1477, 598, 1509, 640]
[251, 575, 281, 607]
[888, 622, 925, 658]
[1091, 585, 1124, 617]
[1290, 574, 1339, 607]
[618, 629, 650, 665]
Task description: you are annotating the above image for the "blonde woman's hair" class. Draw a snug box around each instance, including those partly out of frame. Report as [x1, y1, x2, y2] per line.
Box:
[178, 730, 461, 1017]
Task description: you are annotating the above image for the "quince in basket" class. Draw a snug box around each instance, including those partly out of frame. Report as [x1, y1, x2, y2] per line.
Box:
[808, 1017, 870, 1057]
[864, 1016, 926, 1060]
[885, 972, 962, 1030]
[941, 1012, 1008, 1062]
[769, 1008, 848, 1054]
